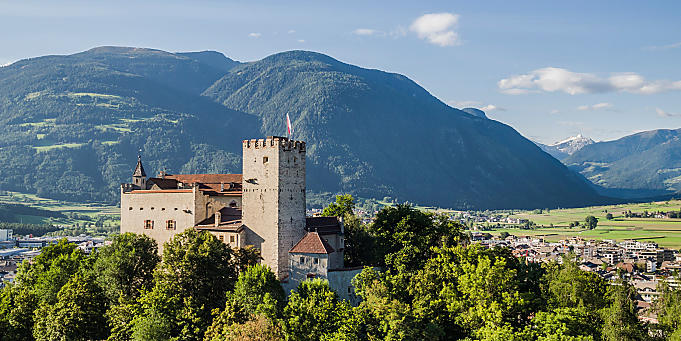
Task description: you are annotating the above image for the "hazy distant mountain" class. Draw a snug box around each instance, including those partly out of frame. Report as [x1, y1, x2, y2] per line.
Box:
[0, 47, 605, 209]
[461, 108, 488, 119]
[536, 134, 595, 160]
[564, 129, 681, 198]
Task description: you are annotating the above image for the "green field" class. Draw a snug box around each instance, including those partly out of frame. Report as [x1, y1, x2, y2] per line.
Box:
[0, 191, 119, 229]
[489, 200, 681, 249]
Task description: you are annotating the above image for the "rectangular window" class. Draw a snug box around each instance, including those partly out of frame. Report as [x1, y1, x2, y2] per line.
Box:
[219, 235, 224, 242]
[230, 235, 235, 243]
[313, 258, 319, 264]
[300, 256, 305, 263]
[263, 156, 269, 163]
[166, 220, 176, 230]
[144, 220, 153, 229]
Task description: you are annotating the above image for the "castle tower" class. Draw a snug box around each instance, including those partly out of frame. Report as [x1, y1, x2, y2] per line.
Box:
[242, 136, 306, 278]
[132, 155, 147, 189]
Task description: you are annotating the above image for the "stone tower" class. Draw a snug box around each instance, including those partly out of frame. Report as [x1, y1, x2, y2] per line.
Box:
[132, 155, 147, 189]
[242, 136, 306, 278]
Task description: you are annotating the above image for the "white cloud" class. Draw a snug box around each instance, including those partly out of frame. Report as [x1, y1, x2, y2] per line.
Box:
[353, 28, 378, 36]
[656, 107, 681, 117]
[448, 100, 504, 112]
[499, 67, 681, 95]
[481, 104, 505, 112]
[248, 32, 261, 38]
[297, 39, 305, 43]
[550, 109, 560, 115]
[288, 29, 296, 34]
[410, 12, 460, 47]
[577, 102, 613, 111]
[646, 41, 681, 50]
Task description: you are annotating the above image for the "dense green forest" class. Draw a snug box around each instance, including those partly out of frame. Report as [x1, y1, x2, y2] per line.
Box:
[0, 46, 604, 209]
[1, 196, 679, 340]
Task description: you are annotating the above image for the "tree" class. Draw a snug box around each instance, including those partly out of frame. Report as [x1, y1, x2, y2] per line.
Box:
[132, 229, 238, 341]
[0, 239, 85, 340]
[231, 264, 285, 315]
[322, 194, 355, 217]
[655, 280, 681, 338]
[370, 204, 464, 271]
[600, 281, 647, 340]
[526, 307, 599, 340]
[209, 315, 284, 341]
[282, 279, 350, 341]
[92, 232, 160, 303]
[606, 213, 614, 220]
[205, 262, 285, 340]
[542, 258, 609, 312]
[499, 231, 511, 239]
[585, 216, 598, 230]
[233, 246, 262, 272]
[33, 273, 108, 341]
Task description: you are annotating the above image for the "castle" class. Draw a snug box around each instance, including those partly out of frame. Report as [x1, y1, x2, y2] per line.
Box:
[120, 137, 357, 295]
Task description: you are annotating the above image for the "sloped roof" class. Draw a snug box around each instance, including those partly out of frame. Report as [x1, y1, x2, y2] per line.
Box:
[147, 178, 179, 189]
[290, 232, 335, 254]
[164, 174, 242, 192]
[195, 207, 242, 226]
[306, 216, 342, 235]
[133, 156, 146, 177]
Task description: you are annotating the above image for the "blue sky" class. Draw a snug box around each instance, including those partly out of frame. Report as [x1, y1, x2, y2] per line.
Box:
[1, 0, 680, 143]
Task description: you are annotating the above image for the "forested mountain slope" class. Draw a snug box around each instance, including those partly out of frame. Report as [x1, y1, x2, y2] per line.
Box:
[0, 47, 604, 208]
[565, 128, 681, 198]
[204, 50, 604, 208]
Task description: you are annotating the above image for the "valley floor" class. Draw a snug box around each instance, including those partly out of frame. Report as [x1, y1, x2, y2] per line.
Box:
[488, 200, 681, 249]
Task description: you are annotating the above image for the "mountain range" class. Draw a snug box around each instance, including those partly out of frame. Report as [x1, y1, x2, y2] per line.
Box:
[564, 129, 681, 199]
[0, 46, 606, 209]
[535, 134, 595, 160]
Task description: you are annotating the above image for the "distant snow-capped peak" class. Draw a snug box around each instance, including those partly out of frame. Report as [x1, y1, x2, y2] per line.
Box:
[550, 134, 594, 155]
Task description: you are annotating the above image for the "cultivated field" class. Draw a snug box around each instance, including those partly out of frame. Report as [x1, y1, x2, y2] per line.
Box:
[0, 191, 119, 228]
[492, 200, 681, 249]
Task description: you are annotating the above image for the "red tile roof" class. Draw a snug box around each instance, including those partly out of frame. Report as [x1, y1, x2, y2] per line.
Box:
[289, 232, 335, 254]
[163, 174, 242, 192]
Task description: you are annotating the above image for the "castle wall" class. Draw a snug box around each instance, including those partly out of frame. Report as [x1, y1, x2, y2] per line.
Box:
[320, 234, 345, 269]
[242, 137, 306, 278]
[284, 252, 329, 293]
[210, 196, 242, 210]
[328, 268, 364, 306]
[120, 187, 199, 252]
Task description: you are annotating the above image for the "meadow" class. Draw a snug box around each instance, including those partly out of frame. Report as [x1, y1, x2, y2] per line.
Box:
[0, 191, 119, 230]
[491, 200, 681, 249]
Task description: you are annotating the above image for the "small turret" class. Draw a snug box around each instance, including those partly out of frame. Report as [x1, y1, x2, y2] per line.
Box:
[132, 154, 147, 189]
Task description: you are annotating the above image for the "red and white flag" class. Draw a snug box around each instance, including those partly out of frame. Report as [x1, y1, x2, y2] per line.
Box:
[286, 113, 293, 137]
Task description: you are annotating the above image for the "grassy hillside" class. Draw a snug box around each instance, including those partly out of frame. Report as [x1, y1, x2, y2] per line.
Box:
[0, 47, 258, 203]
[0, 47, 606, 209]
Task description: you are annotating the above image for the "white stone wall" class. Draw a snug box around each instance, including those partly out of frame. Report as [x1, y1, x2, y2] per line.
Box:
[320, 234, 345, 269]
[286, 252, 329, 292]
[120, 187, 198, 252]
[206, 230, 245, 248]
[242, 137, 306, 278]
[328, 268, 364, 306]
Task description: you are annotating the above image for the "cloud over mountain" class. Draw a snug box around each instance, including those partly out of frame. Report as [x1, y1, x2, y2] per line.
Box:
[410, 13, 460, 47]
[499, 67, 681, 95]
